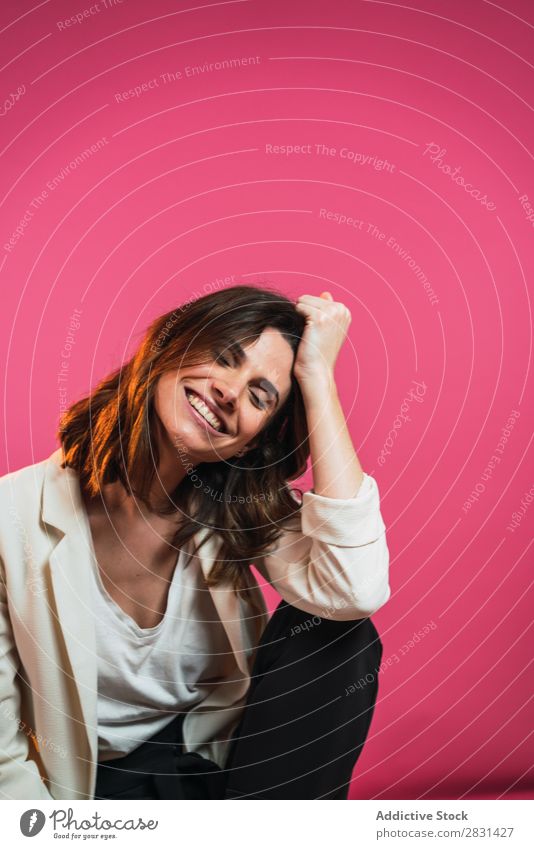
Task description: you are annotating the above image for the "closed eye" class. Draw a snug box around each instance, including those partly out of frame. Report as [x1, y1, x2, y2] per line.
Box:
[214, 351, 272, 410]
[250, 391, 268, 410]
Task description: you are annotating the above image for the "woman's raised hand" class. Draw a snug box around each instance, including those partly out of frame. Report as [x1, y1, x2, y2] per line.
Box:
[293, 291, 352, 388]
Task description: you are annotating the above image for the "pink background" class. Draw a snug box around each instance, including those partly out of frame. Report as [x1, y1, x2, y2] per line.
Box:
[1, 0, 533, 800]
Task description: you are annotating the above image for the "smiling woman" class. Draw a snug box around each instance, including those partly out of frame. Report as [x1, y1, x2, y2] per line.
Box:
[60, 284, 310, 608]
[0, 283, 390, 801]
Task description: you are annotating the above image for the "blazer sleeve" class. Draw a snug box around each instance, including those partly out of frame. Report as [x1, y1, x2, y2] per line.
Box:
[252, 473, 391, 621]
[0, 556, 54, 800]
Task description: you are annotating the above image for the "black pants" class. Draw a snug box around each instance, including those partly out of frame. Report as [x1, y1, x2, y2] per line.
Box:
[94, 600, 383, 800]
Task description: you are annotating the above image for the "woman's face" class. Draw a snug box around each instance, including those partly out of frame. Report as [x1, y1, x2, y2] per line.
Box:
[154, 327, 295, 464]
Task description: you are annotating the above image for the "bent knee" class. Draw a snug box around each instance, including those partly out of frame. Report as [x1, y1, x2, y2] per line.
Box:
[283, 614, 382, 677]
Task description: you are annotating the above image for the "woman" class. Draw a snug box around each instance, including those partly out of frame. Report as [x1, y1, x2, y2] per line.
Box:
[0, 284, 390, 800]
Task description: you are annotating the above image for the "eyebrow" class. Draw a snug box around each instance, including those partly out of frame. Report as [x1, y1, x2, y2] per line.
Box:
[229, 342, 280, 407]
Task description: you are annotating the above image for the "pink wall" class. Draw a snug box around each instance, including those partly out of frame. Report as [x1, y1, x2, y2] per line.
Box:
[1, 0, 532, 800]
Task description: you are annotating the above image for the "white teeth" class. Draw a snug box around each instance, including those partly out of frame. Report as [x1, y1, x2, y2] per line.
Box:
[186, 392, 223, 431]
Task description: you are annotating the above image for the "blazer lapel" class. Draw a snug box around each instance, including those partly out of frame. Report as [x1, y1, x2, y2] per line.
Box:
[42, 450, 99, 782]
[193, 526, 253, 676]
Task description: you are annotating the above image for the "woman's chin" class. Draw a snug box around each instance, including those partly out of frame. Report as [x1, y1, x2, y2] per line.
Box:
[168, 428, 227, 462]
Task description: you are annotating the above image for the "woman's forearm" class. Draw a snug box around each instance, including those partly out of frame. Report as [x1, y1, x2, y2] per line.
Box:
[299, 375, 365, 499]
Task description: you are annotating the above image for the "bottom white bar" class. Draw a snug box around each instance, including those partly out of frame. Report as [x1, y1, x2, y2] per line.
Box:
[3, 799, 533, 849]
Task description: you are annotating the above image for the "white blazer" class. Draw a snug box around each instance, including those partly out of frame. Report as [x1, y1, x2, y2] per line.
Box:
[0, 448, 390, 800]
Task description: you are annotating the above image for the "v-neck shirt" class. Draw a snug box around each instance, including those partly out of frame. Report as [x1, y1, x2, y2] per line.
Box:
[90, 545, 236, 761]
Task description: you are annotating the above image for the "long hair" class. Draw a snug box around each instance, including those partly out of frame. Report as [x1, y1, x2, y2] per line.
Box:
[59, 284, 310, 612]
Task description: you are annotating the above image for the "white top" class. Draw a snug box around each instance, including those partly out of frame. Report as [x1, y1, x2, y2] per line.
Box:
[90, 546, 236, 761]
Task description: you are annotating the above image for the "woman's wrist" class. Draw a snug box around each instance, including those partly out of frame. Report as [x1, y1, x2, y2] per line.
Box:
[295, 370, 336, 403]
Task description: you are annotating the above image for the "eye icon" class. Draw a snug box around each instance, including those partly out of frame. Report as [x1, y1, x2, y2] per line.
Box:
[20, 809, 46, 836]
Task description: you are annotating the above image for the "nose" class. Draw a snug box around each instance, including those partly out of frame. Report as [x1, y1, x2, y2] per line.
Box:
[211, 376, 239, 409]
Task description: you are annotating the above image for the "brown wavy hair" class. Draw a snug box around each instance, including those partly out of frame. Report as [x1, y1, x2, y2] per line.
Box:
[59, 284, 310, 612]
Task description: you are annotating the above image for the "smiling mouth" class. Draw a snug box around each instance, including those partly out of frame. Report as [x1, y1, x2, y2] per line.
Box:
[185, 389, 228, 434]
